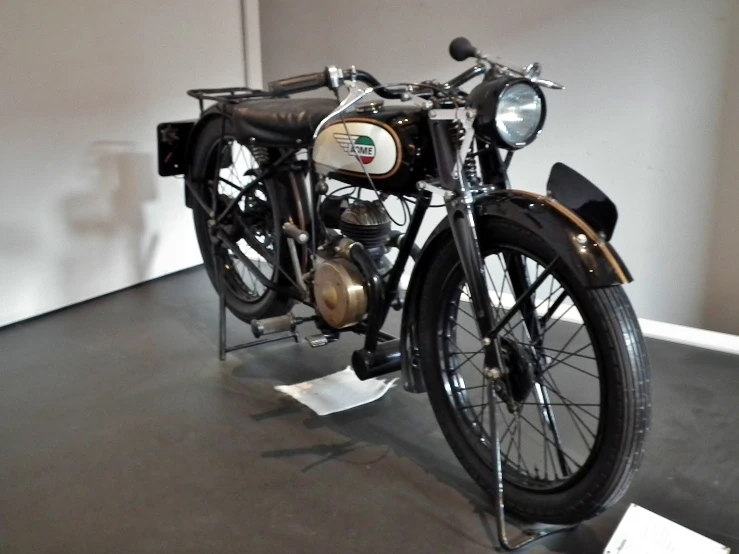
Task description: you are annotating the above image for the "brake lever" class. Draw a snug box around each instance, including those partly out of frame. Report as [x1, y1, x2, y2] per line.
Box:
[492, 60, 566, 90]
[531, 77, 565, 90]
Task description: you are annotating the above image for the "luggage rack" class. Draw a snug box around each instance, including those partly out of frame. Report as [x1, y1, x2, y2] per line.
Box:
[187, 86, 279, 113]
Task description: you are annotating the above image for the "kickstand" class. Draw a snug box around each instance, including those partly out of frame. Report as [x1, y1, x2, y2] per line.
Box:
[215, 255, 298, 361]
[486, 377, 577, 551]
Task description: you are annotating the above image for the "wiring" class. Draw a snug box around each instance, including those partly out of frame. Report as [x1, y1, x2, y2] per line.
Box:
[324, 184, 359, 199]
[337, 110, 409, 227]
[331, 81, 464, 227]
[402, 194, 447, 209]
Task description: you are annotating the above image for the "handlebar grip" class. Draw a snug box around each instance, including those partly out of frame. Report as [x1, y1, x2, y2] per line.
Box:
[268, 71, 329, 95]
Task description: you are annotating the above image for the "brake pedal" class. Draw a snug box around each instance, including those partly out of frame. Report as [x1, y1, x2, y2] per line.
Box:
[305, 332, 339, 348]
[305, 334, 328, 347]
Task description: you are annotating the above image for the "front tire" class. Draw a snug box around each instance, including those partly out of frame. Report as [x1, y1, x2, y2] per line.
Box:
[417, 218, 651, 525]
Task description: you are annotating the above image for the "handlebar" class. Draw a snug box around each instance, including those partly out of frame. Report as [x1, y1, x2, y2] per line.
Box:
[267, 66, 480, 99]
[447, 36, 564, 90]
[266, 37, 562, 102]
[268, 70, 329, 95]
[268, 67, 405, 99]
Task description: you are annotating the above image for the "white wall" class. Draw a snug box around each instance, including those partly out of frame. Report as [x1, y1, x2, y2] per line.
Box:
[0, 0, 247, 328]
[260, 0, 734, 329]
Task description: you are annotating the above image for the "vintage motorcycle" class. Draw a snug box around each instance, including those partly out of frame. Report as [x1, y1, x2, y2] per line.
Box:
[157, 37, 651, 549]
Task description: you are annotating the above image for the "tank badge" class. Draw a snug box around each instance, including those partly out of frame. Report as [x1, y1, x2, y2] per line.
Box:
[334, 133, 376, 164]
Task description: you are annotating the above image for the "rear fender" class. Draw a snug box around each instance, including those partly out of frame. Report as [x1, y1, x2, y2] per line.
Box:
[182, 107, 227, 208]
[399, 167, 631, 393]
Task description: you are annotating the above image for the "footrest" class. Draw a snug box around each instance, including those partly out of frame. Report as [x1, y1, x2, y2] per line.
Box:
[251, 314, 297, 338]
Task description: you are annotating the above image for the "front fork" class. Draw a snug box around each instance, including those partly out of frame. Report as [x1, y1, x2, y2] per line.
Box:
[446, 194, 500, 370]
[446, 193, 572, 549]
[430, 113, 573, 548]
[447, 193, 569, 475]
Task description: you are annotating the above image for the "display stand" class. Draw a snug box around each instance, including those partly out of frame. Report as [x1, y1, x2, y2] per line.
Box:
[215, 255, 299, 362]
[486, 378, 577, 551]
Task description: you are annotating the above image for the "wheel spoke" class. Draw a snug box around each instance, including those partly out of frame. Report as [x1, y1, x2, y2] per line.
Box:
[547, 355, 599, 379]
[502, 407, 519, 464]
[516, 411, 532, 475]
[543, 341, 593, 376]
[539, 290, 568, 328]
[211, 141, 278, 303]
[448, 338, 485, 376]
[533, 382, 571, 476]
[516, 343, 596, 361]
[543, 373, 598, 445]
[451, 383, 488, 392]
[485, 264, 520, 338]
[500, 282, 565, 338]
[449, 313, 483, 343]
[440, 247, 604, 491]
[518, 401, 600, 407]
[539, 374, 600, 422]
[518, 412, 582, 469]
[540, 302, 578, 336]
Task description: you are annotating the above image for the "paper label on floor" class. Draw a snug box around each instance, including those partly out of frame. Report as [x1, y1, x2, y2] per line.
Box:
[274, 366, 397, 416]
[604, 504, 730, 554]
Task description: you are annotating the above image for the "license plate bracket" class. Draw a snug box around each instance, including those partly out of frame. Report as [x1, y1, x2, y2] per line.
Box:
[157, 120, 195, 177]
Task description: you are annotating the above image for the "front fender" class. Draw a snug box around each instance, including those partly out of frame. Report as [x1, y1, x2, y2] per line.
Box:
[399, 183, 632, 393]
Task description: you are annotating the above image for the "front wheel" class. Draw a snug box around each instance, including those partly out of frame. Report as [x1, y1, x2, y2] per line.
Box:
[417, 218, 651, 525]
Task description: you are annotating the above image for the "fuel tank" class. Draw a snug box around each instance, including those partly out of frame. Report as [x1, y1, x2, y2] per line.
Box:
[312, 103, 433, 195]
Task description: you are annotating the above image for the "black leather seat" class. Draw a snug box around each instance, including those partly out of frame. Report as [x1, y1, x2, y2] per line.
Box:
[228, 98, 338, 147]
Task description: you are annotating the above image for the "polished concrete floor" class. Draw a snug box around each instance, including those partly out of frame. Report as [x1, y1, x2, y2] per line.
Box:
[1, 267, 737, 553]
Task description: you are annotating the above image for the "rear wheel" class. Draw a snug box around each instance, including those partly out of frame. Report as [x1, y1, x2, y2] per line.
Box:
[417, 219, 651, 525]
[189, 117, 294, 323]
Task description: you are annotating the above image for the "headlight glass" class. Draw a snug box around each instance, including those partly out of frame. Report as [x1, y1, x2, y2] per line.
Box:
[496, 83, 543, 147]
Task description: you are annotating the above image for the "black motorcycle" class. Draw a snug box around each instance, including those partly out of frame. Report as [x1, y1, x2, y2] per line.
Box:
[157, 37, 651, 549]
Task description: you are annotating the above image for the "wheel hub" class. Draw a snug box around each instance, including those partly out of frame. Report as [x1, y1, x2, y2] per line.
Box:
[216, 192, 272, 247]
[499, 337, 537, 404]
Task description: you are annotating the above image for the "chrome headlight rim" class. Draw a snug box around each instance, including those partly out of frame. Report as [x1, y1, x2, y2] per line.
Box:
[469, 74, 547, 150]
[493, 77, 547, 150]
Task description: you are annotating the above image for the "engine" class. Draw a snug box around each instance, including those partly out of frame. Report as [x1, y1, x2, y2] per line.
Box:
[312, 199, 392, 329]
[338, 200, 392, 258]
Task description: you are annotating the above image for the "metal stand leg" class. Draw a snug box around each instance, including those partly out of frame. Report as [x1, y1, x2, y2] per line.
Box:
[486, 378, 577, 551]
[215, 252, 300, 361]
[217, 258, 228, 362]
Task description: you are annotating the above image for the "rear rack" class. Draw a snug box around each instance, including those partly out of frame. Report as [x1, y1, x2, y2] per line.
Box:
[186, 86, 278, 113]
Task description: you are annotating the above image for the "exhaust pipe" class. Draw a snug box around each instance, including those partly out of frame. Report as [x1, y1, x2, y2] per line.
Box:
[351, 339, 401, 381]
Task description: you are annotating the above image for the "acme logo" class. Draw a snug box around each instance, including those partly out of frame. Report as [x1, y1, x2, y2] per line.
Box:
[334, 133, 376, 164]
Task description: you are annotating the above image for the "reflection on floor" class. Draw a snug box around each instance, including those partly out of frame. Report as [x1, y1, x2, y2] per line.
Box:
[0, 267, 736, 553]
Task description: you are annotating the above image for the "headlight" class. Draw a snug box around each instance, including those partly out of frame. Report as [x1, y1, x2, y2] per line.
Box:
[496, 83, 544, 148]
[469, 77, 547, 149]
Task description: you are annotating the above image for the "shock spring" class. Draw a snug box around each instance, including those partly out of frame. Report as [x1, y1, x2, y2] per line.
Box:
[251, 146, 270, 167]
[450, 122, 479, 186]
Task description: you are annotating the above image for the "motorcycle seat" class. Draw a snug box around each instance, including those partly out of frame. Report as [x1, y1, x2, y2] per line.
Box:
[227, 98, 338, 147]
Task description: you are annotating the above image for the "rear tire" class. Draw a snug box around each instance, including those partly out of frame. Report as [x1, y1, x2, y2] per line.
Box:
[417, 218, 651, 525]
[189, 116, 294, 323]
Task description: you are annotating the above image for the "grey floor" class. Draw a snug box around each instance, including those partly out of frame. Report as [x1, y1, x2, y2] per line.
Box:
[1, 267, 737, 553]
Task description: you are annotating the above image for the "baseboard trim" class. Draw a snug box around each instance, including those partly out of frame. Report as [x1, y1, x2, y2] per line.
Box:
[398, 273, 739, 355]
[636, 319, 739, 355]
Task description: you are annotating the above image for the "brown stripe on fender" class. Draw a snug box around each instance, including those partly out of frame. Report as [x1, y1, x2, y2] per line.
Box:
[515, 190, 631, 284]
